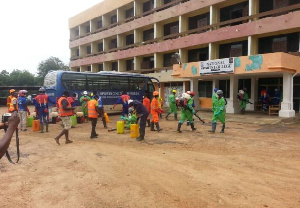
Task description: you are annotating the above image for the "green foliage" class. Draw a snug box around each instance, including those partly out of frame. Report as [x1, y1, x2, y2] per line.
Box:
[0, 69, 39, 86]
[37, 56, 69, 79]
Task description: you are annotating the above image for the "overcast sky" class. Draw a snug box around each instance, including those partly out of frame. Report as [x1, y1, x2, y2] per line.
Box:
[0, 0, 103, 75]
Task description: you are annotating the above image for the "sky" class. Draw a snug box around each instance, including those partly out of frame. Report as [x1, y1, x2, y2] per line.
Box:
[0, 0, 104, 75]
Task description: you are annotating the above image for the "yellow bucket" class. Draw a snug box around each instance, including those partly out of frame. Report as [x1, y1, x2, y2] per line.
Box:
[117, 121, 124, 134]
[130, 124, 139, 138]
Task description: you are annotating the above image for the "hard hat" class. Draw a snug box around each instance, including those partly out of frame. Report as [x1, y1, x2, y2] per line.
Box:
[216, 90, 223, 95]
[214, 88, 218, 92]
[172, 89, 177, 93]
[128, 99, 133, 105]
[188, 91, 195, 96]
[39, 87, 46, 92]
[19, 90, 27, 96]
[239, 90, 244, 95]
[9, 89, 16, 94]
[182, 93, 191, 99]
[153, 91, 159, 96]
[83, 91, 88, 95]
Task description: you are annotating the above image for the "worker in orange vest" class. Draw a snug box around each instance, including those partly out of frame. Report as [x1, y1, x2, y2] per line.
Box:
[142, 93, 151, 127]
[7, 89, 16, 112]
[150, 91, 163, 132]
[8, 91, 18, 113]
[54, 91, 75, 145]
[88, 94, 100, 139]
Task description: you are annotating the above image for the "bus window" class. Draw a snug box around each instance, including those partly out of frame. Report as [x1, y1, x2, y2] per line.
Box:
[87, 74, 110, 90]
[109, 76, 129, 90]
[61, 73, 87, 90]
[44, 71, 58, 88]
[129, 77, 146, 90]
[147, 80, 155, 92]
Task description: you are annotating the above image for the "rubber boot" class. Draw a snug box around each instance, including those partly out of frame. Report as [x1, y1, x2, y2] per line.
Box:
[45, 123, 49, 132]
[150, 122, 155, 131]
[220, 124, 225, 133]
[147, 119, 151, 127]
[137, 129, 145, 141]
[208, 123, 217, 133]
[103, 119, 107, 129]
[40, 124, 44, 133]
[155, 123, 162, 132]
[191, 123, 197, 131]
[177, 123, 182, 133]
[174, 113, 178, 121]
[187, 121, 190, 126]
[165, 113, 171, 120]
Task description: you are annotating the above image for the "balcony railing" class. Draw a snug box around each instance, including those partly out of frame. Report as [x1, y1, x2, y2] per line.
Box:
[70, 3, 300, 61]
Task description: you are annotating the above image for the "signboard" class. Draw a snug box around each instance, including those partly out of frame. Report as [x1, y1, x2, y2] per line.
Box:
[200, 58, 234, 75]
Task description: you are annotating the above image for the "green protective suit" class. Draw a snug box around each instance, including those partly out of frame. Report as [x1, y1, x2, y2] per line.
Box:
[239, 92, 249, 110]
[168, 93, 177, 113]
[80, 95, 91, 117]
[121, 115, 137, 129]
[212, 92, 218, 111]
[179, 98, 194, 124]
[212, 97, 226, 124]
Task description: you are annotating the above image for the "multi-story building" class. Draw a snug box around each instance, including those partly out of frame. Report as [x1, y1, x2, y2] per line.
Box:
[69, 0, 300, 117]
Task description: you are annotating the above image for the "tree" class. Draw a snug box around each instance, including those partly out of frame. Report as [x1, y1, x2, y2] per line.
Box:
[37, 57, 69, 79]
[8, 69, 36, 86]
[0, 70, 9, 86]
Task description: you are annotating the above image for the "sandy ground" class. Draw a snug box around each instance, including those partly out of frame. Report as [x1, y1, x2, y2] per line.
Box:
[0, 106, 300, 208]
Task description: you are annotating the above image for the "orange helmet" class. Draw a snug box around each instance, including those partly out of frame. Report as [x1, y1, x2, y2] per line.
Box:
[9, 89, 16, 94]
[153, 91, 159, 96]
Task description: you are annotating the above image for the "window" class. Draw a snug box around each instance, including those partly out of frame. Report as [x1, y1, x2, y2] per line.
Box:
[219, 41, 248, 58]
[163, 53, 173, 67]
[129, 77, 146, 90]
[188, 47, 209, 62]
[188, 13, 209, 30]
[76, 49, 79, 57]
[111, 15, 117, 24]
[198, 81, 212, 97]
[98, 64, 103, 72]
[164, 21, 179, 36]
[112, 62, 118, 71]
[220, 2, 248, 26]
[109, 39, 117, 49]
[87, 46, 91, 54]
[126, 8, 134, 19]
[238, 79, 251, 99]
[272, 37, 287, 52]
[126, 59, 134, 71]
[126, 34, 134, 45]
[143, 28, 154, 41]
[109, 76, 129, 90]
[86, 25, 90, 33]
[87, 75, 109, 90]
[143, 0, 154, 13]
[98, 42, 103, 52]
[219, 80, 230, 98]
[61, 73, 87, 90]
[97, 20, 103, 29]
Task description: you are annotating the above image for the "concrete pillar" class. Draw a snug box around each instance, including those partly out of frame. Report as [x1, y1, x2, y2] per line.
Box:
[179, 48, 188, 64]
[209, 43, 219, 60]
[210, 5, 220, 29]
[102, 14, 110, 28]
[248, 77, 256, 111]
[117, 34, 125, 48]
[134, 29, 142, 43]
[103, 38, 109, 51]
[91, 64, 98, 73]
[134, 0, 143, 16]
[212, 79, 219, 91]
[155, 0, 163, 8]
[154, 22, 163, 39]
[117, 8, 125, 23]
[248, 36, 258, 55]
[190, 78, 200, 111]
[91, 42, 97, 54]
[154, 53, 163, 68]
[134, 56, 142, 70]
[226, 75, 239, 114]
[249, 0, 259, 20]
[103, 62, 110, 71]
[179, 15, 188, 33]
[279, 73, 295, 117]
[118, 60, 126, 72]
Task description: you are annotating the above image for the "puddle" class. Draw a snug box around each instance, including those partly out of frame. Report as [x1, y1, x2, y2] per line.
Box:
[255, 126, 287, 133]
[95, 153, 105, 158]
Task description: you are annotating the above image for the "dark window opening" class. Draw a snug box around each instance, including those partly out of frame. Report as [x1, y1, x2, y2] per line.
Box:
[143, 28, 154, 41]
[98, 64, 103, 72]
[112, 62, 118, 71]
[258, 33, 299, 54]
[98, 42, 103, 52]
[126, 34, 134, 46]
[97, 20, 103, 29]
[188, 47, 209, 62]
[198, 81, 213, 98]
[164, 21, 179, 36]
[76, 68, 80, 72]
[141, 56, 154, 69]
[111, 15, 117, 24]
[126, 8, 134, 19]
[126, 59, 134, 71]
[220, 2, 249, 26]
[109, 39, 117, 49]
[143, 0, 154, 13]
[86, 25, 90, 33]
[76, 49, 79, 57]
[219, 80, 230, 98]
[75, 29, 79, 36]
[219, 41, 248, 58]
[87, 46, 91, 54]
[163, 53, 174, 67]
[188, 13, 210, 30]
[87, 66, 91, 71]
[238, 79, 251, 99]
[258, 77, 282, 101]
[260, 0, 300, 13]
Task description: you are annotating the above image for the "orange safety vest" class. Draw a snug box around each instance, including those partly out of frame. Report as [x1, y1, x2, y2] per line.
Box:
[7, 95, 13, 108]
[151, 97, 159, 114]
[143, 97, 151, 113]
[88, 99, 98, 118]
[58, 96, 73, 117]
[121, 94, 130, 103]
[8, 97, 18, 112]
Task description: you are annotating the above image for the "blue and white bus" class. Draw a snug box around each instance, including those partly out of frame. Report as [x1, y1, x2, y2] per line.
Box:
[43, 70, 160, 111]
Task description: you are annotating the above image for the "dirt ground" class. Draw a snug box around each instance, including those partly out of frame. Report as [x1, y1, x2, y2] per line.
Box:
[0, 106, 300, 208]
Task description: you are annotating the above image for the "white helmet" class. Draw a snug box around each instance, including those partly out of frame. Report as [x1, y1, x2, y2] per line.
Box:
[83, 91, 88, 95]
[182, 93, 191, 99]
[128, 99, 133, 105]
[239, 90, 244, 95]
